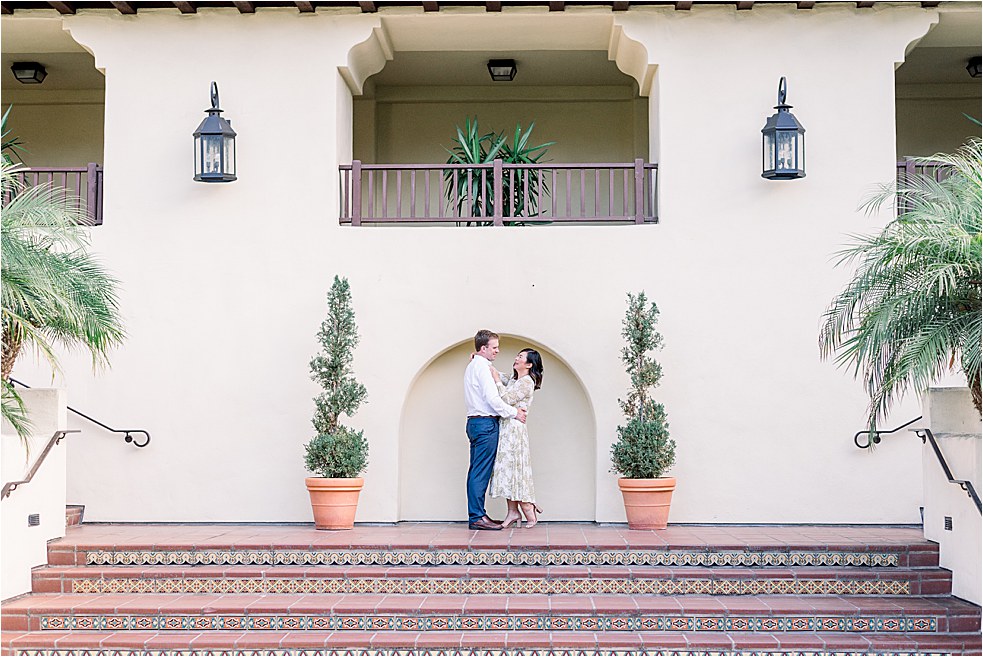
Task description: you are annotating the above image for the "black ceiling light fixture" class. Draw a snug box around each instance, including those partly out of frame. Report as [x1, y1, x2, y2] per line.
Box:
[11, 62, 47, 84]
[487, 59, 517, 82]
[967, 56, 982, 79]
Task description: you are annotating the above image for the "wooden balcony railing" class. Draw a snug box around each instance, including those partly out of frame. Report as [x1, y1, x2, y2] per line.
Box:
[339, 159, 657, 226]
[4, 164, 104, 226]
[896, 159, 949, 217]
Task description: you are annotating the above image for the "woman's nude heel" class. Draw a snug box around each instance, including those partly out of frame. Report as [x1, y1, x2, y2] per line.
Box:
[501, 513, 522, 529]
[519, 502, 541, 528]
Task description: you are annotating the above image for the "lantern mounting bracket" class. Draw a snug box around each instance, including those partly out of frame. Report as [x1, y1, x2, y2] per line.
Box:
[210, 81, 221, 112]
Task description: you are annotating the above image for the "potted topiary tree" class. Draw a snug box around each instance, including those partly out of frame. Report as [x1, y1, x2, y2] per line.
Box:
[304, 275, 368, 530]
[610, 291, 677, 530]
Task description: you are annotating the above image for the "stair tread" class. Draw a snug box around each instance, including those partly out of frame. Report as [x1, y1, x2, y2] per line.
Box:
[34, 564, 950, 574]
[47, 523, 937, 552]
[5, 592, 979, 614]
[3, 629, 981, 651]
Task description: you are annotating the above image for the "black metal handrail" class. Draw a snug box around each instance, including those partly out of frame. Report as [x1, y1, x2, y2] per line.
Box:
[8, 378, 150, 447]
[1, 430, 80, 499]
[853, 416, 923, 449]
[914, 428, 983, 514]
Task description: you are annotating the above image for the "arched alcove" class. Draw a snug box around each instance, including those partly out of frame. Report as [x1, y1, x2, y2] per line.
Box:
[398, 336, 596, 521]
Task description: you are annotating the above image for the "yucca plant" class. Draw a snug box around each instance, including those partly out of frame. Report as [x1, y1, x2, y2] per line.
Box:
[1, 106, 27, 165]
[443, 117, 553, 225]
[820, 137, 982, 442]
[499, 122, 554, 223]
[1, 161, 125, 443]
[444, 117, 503, 222]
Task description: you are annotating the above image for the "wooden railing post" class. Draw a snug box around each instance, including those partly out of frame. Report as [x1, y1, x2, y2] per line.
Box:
[351, 160, 362, 227]
[85, 163, 102, 226]
[493, 159, 504, 226]
[633, 158, 645, 224]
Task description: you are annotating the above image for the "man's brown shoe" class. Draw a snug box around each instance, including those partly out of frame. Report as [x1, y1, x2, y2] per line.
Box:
[484, 516, 503, 525]
[469, 517, 503, 531]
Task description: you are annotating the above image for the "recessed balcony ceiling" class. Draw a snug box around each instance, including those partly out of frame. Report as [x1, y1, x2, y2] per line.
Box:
[368, 50, 634, 88]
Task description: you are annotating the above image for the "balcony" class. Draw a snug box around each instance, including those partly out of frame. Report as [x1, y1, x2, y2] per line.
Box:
[339, 159, 658, 226]
[5, 164, 104, 226]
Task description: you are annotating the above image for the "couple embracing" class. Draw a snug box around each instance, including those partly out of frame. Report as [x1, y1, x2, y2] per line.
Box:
[463, 329, 545, 531]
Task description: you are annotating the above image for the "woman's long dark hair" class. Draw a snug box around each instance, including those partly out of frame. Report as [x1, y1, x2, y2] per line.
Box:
[514, 348, 544, 390]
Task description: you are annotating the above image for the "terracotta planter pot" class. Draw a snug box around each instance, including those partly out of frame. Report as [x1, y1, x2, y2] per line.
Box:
[618, 477, 676, 530]
[305, 477, 363, 530]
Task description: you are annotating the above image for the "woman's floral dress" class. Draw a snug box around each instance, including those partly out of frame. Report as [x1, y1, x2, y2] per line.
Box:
[488, 373, 536, 503]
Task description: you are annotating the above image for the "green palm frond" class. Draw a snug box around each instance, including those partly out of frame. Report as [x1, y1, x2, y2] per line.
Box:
[1, 162, 125, 443]
[820, 138, 982, 441]
[1, 106, 27, 164]
[1, 380, 32, 446]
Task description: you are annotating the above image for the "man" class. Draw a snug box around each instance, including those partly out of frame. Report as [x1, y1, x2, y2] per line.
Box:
[464, 329, 527, 531]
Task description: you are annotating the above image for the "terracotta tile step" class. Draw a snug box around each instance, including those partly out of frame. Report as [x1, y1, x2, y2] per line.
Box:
[45, 524, 936, 551]
[2, 630, 981, 653]
[3, 594, 978, 633]
[33, 565, 951, 596]
[54, 545, 937, 569]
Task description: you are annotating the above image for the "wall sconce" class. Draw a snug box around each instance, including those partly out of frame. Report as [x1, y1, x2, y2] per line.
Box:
[193, 82, 237, 183]
[761, 77, 806, 180]
[967, 56, 982, 79]
[487, 59, 517, 82]
[11, 62, 47, 84]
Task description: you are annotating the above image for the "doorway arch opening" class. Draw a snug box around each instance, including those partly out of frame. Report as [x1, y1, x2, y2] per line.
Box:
[398, 335, 596, 521]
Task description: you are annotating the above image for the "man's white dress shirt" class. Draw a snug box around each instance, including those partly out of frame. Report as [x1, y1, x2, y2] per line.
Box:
[464, 354, 517, 419]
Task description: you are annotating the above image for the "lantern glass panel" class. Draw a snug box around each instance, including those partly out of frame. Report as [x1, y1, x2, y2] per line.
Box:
[764, 132, 776, 171]
[777, 131, 796, 171]
[203, 135, 223, 174]
[224, 137, 235, 175]
[194, 135, 203, 177]
[798, 133, 805, 173]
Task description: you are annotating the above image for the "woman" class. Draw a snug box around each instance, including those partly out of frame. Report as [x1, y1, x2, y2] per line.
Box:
[488, 348, 545, 528]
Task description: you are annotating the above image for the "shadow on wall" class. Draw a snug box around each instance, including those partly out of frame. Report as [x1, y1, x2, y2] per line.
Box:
[398, 336, 596, 521]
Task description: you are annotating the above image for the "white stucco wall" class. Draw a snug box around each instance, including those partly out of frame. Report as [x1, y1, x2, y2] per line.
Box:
[1, 389, 68, 601]
[4, 5, 943, 524]
[920, 388, 982, 605]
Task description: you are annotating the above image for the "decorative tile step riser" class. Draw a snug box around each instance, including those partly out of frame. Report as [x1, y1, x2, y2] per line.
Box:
[6, 645, 983, 657]
[62, 577, 916, 596]
[26, 614, 960, 633]
[69, 550, 917, 568]
[7, 644, 982, 657]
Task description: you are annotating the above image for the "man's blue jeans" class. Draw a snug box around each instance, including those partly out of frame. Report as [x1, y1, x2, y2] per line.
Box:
[465, 416, 499, 523]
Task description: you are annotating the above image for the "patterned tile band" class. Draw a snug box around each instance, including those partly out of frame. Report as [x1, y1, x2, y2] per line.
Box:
[38, 614, 938, 633]
[71, 577, 911, 596]
[14, 650, 959, 657]
[84, 550, 901, 568]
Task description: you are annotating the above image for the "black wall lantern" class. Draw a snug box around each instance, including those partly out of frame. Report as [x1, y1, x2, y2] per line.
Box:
[193, 82, 237, 183]
[761, 77, 806, 180]
[487, 59, 517, 82]
[967, 56, 982, 79]
[11, 62, 47, 84]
